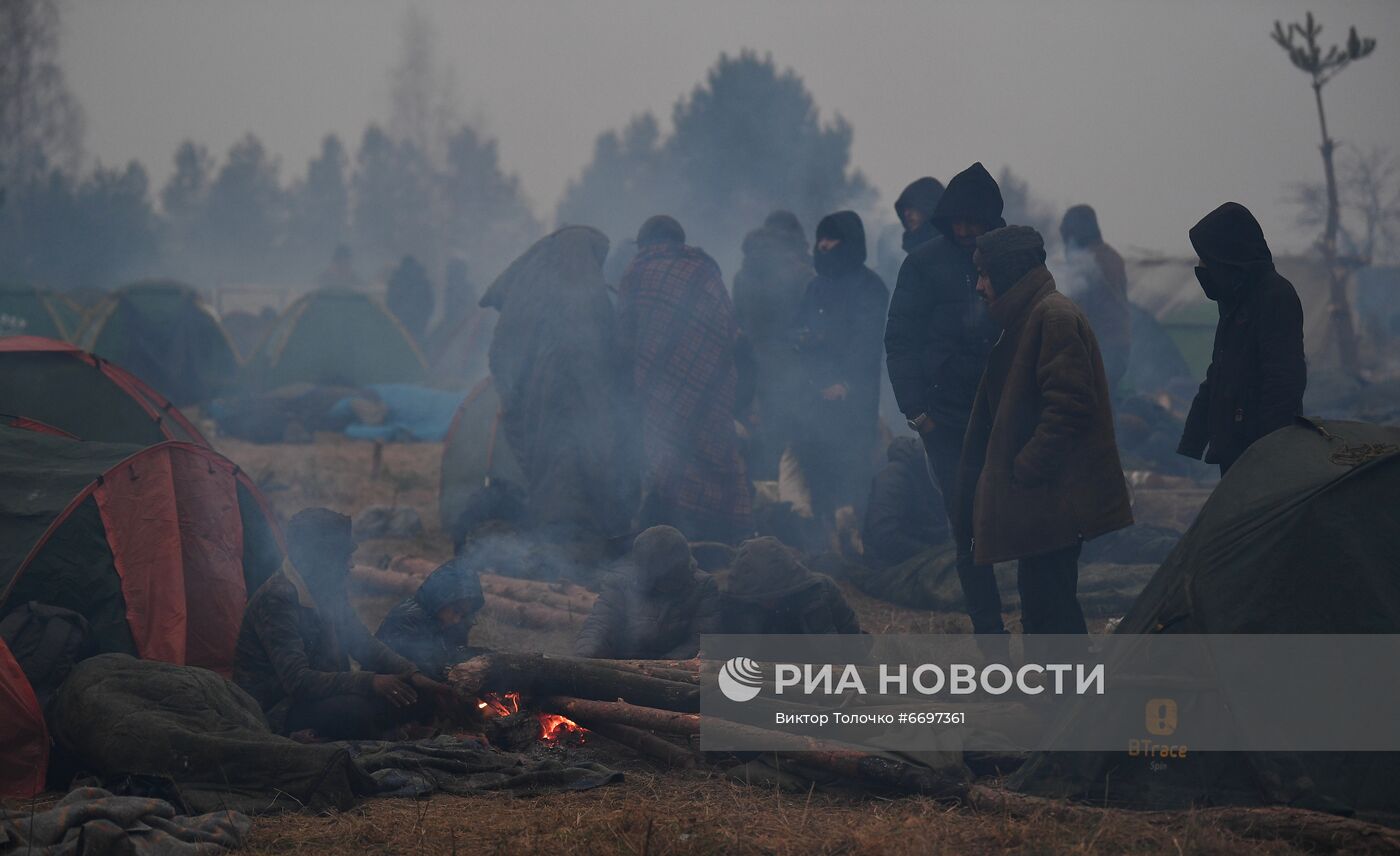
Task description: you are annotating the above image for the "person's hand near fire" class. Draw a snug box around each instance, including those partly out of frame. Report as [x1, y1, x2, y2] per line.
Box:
[372, 670, 459, 708]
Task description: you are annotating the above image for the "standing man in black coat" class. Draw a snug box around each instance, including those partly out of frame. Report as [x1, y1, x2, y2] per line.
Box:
[883, 162, 1006, 634]
[793, 211, 890, 523]
[1178, 202, 1306, 474]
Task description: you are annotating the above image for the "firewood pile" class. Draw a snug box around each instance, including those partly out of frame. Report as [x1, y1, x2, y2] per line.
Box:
[447, 652, 968, 799]
[350, 558, 597, 628]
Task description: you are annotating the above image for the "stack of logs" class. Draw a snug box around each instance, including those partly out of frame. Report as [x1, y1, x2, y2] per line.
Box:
[447, 652, 968, 799]
[351, 557, 597, 628]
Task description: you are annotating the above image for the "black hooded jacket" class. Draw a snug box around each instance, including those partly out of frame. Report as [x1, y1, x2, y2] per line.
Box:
[862, 436, 949, 568]
[376, 562, 486, 679]
[1178, 202, 1306, 470]
[884, 163, 1005, 430]
[798, 212, 889, 431]
[895, 177, 945, 253]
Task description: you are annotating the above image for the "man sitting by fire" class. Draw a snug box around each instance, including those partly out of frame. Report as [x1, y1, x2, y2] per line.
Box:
[377, 558, 487, 680]
[234, 508, 456, 741]
[573, 525, 722, 660]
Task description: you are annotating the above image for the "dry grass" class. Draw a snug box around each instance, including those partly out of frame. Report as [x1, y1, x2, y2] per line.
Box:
[213, 437, 1254, 856]
[241, 771, 1307, 856]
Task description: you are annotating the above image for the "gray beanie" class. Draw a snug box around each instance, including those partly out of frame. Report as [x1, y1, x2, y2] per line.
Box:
[976, 226, 1047, 296]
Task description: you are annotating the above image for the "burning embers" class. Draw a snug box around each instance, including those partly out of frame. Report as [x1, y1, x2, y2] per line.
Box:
[476, 691, 586, 747]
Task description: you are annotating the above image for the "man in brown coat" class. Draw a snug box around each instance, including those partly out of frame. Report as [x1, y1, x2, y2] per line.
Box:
[956, 226, 1133, 635]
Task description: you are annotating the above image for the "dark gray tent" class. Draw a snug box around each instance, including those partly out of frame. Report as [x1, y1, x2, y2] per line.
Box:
[1011, 418, 1400, 820]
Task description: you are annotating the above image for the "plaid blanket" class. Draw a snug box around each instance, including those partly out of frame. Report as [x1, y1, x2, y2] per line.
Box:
[621, 245, 752, 540]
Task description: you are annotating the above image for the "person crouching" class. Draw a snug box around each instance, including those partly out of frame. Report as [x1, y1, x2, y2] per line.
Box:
[377, 559, 485, 680]
[955, 226, 1133, 635]
[234, 508, 454, 741]
[573, 525, 722, 660]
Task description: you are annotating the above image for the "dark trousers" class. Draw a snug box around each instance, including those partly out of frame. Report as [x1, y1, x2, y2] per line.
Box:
[920, 427, 1004, 634]
[284, 693, 431, 741]
[1017, 542, 1087, 635]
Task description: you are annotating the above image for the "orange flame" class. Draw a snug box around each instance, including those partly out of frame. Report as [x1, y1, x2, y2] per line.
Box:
[477, 691, 521, 717]
[537, 713, 586, 745]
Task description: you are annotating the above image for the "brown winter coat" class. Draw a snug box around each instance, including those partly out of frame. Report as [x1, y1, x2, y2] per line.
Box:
[956, 267, 1133, 564]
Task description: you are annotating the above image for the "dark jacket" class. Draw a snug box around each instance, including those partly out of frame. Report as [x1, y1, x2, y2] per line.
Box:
[376, 562, 485, 679]
[234, 572, 418, 728]
[573, 570, 722, 659]
[796, 212, 889, 510]
[956, 267, 1134, 564]
[863, 437, 948, 568]
[885, 163, 1005, 430]
[1178, 203, 1306, 471]
[721, 537, 862, 635]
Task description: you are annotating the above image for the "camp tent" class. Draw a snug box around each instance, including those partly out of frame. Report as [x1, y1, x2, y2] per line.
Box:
[77, 280, 241, 405]
[0, 285, 82, 341]
[426, 306, 494, 389]
[0, 425, 285, 674]
[1126, 255, 1347, 376]
[439, 376, 524, 533]
[242, 289, 427, 390]
[0, 635, 47, 798]
[1011, 418, 1400, 817]
[0, 336, 208, 446]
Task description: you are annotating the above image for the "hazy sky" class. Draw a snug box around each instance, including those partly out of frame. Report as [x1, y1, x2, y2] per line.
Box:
[63, 0, 1399, 257]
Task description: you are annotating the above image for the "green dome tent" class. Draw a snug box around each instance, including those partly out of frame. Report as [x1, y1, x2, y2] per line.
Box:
[0, 285, 81, 340]
[78, 280, 241, 405]
[1011, 418, 1400, 818]
[439, 376, 524, 533]
[242, 289, 427, 390]
[0, 336, 208, 446]
[0, 424, 284, 671]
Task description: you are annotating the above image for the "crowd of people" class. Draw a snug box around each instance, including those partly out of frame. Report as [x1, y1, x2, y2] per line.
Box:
[231, 162, 1309, 743]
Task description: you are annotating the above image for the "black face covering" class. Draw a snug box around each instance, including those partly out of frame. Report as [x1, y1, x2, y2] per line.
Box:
[1194, 265, 1240, 303]
[814, 242, 864, 278]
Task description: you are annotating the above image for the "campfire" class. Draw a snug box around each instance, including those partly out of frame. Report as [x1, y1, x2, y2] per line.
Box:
[476, 690, 586, 748]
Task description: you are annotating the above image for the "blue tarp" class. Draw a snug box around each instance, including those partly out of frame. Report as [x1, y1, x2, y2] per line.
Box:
[332, 384, 468, 442]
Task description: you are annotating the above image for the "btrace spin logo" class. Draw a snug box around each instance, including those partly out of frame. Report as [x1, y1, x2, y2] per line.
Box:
[718, 657, 764, 702]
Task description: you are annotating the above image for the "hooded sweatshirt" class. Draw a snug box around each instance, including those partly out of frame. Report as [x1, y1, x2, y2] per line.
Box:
[895, 177, 945, 253]
[1178, 202, 1306, 470]
[884, 163, 1006, 429]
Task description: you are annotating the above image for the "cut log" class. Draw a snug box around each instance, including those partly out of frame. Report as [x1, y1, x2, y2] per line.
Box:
[539, 696, 701, 734]
[481, 578, 595, 613]
[350, 565, 419, 596]
[450, 653, 700, 712]
[481, 598, 583, 630]
[589, 722, 698, 769]
[578, 659, 700, 685]
[390, 556, 438, 577]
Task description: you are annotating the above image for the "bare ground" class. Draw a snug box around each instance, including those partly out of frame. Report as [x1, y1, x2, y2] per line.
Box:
[213, 437, 1327, 856]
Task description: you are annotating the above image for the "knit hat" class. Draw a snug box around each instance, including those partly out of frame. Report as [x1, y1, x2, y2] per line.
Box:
[636, 215, 686, 247]
[975, 226, 1047, 296]
[631, 525, 696, 592]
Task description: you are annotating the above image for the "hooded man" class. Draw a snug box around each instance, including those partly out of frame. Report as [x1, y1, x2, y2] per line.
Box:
[731, 211, 813, 479]
[863, 436, 949, 569]
[722, 537, 861, 635]
[1178, 203, 1306, 474]
[386, 254, 434, 344]
[481, 226, 634, 555]
[956, 227, 1134, 635]
[1060, 205, 1131, 391]
[573, 525, 722, 659]
[792, 211, 889, 520]
[894, 177, 946, 254]
[620, 215, 752, 544]
[234, 508, 452, 740]
[884, 162, 1005, 632]
[377, 559, 486, 680]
